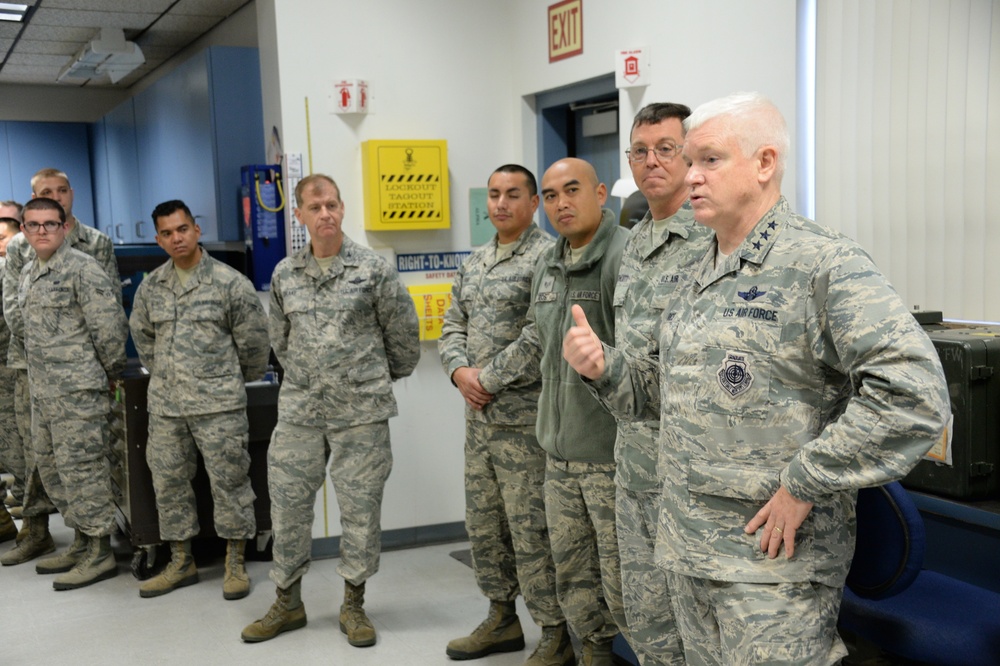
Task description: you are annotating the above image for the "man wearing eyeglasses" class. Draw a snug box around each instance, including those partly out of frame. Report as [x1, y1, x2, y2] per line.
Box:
[612, 104, 714, 665]
[6, 197, 126, 590]
[1, 169, 120, 570]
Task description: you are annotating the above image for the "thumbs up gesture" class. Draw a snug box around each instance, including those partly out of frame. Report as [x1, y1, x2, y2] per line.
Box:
[563, 304, 606, 380]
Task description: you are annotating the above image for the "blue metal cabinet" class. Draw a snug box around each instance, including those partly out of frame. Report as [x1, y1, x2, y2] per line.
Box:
[105, 100, 148, 243]
[0, 121, 95, 222]
[91, 103, 147, 244]
[0, 123, 12, 202]
[89, 118, 111, 235]
[132, 46, 264, 242]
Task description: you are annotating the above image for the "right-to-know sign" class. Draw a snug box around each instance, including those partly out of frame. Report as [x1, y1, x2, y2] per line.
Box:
[362, 139, 450, 230]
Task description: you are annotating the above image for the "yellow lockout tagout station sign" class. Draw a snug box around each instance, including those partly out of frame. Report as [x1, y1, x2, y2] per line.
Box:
[362, 139, 450, 230]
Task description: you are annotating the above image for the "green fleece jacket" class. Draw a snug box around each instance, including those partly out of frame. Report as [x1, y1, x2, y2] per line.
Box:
[479, 209, 628, 462]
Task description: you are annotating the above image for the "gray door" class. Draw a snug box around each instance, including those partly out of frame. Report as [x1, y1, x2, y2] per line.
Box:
[536, 74, 620, 236]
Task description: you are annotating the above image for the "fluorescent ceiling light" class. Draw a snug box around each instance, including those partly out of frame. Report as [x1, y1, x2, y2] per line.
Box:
[0, 3, 27, 22]
[57, 28, 145, 85]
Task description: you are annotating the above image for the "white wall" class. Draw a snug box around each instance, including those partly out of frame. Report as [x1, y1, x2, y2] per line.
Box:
[259, 0, 802, 539]
[261, 0, 521, 536]
[509, 0, 801, 211]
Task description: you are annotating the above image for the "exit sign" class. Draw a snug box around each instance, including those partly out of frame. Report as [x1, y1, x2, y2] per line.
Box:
[548, 0, 583, 63]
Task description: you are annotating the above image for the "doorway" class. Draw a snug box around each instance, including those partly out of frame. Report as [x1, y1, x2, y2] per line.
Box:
[535, 73, 621, 236]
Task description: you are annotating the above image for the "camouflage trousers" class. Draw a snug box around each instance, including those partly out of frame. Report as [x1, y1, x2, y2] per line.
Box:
[268, 419, 392, 589]
[31, 390, 116, 537]
[665, 573, 848, 665]
[0, 367, 23, 503]
[15, 369, 56, 517]
[617, 486, 684, 665]
[545, 456, 627, 644]
[464, 420, 563, 626]
[147, 410, 256, 541]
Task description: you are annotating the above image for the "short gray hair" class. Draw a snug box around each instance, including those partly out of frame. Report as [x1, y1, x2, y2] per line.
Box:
[684, 92, 789, 179]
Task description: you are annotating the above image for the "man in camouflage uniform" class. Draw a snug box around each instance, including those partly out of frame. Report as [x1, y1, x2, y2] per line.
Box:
[9, 197, 127, 590]
[439, 165, 571, 666]
[129, 199, 269, 600]
[1, 169, 121, 569]
[242, 174, 419, 647]
[565, 92, 950, 665]
[0, 210, 21, 542]
[612, 103, 714, 666]
[480, 158, 629, 666]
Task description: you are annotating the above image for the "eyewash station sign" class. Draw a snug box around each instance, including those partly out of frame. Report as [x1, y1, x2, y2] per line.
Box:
[362, 139, 450, 230]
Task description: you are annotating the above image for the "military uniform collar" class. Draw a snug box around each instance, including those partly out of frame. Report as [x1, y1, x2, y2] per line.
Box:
[549, 208, 617, 270]
[64, 217, 92, 249]
[29, 240, 70, 279]
[294, 234, 359, 280]
[739, 196, 788, 265]
[487, 223, 542, 264]
[636, 201, 697, 260]
[693, 196, 789, 290]
[153, 246, 212, 291]
[64, 218, 82, 245]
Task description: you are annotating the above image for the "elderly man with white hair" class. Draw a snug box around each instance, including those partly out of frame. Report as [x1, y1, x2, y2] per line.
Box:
[563, 92, 950, 665]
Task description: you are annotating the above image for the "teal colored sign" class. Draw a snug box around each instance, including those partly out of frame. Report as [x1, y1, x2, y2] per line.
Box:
[469, 188, 494, 246]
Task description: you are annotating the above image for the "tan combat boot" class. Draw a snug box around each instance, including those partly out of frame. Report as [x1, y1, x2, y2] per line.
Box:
[223, 539, 250, 600]
[53, 534, 117, 590]
[0, 503, 16, 543]
[579, 638, 614, 666]
[0, 514, 55, 566]
[446, 600, 525, 659]
[139, 540, 198, 598]
[36, 529, 88, 574]
[525, 622, 575, 666]
[339, 580, 376, 647]
[241, 579, 307, 643]
[14, 514, 29, 543]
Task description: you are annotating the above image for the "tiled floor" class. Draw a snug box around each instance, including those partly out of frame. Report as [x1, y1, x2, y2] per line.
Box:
[2, 512, 541, 665]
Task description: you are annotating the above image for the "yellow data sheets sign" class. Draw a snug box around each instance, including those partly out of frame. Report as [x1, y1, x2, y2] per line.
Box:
[407, 283, 452, 341]
[362, 139, 450, 230]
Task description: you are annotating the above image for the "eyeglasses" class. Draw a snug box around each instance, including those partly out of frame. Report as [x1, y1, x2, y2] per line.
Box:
[625, 143, 683, 164]
[22, 221, 62, 234]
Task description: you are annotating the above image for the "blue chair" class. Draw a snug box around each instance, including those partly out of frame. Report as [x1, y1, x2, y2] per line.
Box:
[840, 481, 1000, 665]
[612, 632, 639, 665]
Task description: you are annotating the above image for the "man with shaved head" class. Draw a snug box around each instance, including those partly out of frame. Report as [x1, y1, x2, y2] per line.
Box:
[478, 158, 629, 665]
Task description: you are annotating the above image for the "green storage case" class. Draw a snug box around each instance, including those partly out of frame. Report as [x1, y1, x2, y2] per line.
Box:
[902, 325, 1000, 500]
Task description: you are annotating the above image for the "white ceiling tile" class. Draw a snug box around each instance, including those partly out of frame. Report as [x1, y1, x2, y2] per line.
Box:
[29, 7, 158, 29]
[42, 0, 173, 12]
[150, 13, 220, 33]
[172, 0, 248, 17]
[0, 0, 249, 88]
[14, 39, 80, 56]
